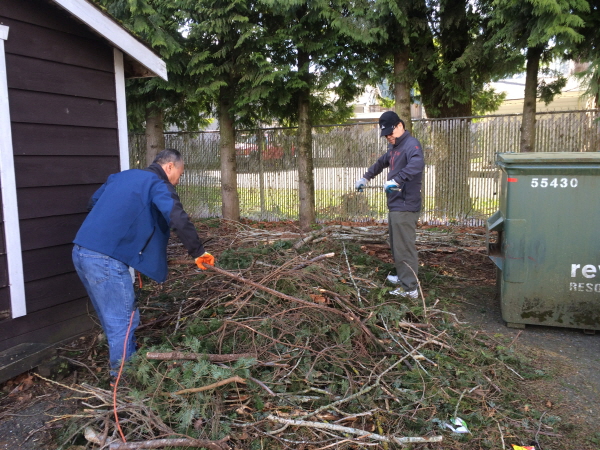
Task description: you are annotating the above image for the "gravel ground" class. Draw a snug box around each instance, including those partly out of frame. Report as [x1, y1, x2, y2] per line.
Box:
[453, 278, 600, 440]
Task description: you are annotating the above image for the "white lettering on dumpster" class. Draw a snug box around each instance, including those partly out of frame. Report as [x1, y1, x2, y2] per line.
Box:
[583, 265, 597, 278]
[531, 177, 578, 188]
[569, 264, 600, 293]
[571, 264, 600, 278]
[569, 283, 600, 292]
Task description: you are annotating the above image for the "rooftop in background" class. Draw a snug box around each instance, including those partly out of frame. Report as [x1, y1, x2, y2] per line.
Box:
[349, 86, 423, 123]
[351, 60, 594, 121]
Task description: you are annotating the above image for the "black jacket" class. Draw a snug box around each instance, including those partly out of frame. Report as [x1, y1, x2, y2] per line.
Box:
[363, 131, 425, 212]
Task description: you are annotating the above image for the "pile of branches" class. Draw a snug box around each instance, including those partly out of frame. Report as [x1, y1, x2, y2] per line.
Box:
[56, 224, 537, 449]
[230, 222, 487, 254]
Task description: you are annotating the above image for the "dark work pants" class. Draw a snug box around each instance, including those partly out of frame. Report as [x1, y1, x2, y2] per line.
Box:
[388, 211, 419, 291]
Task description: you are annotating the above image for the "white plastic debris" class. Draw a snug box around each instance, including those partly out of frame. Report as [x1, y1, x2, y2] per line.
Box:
[443, 417, 470, 434]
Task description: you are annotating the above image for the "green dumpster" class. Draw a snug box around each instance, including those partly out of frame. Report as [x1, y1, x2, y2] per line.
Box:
[487, 152, 600, 330]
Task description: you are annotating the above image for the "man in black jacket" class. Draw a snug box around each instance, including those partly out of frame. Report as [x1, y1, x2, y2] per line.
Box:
[355, 111, 425, 298]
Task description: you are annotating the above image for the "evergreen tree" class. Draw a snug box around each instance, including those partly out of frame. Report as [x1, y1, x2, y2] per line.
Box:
[367, 0, 515, 124]
[259, 0, 373, 230]
[93, 0, 210, 165]
[410, 0, 518, 119]
[571, 0, 600, 109]
[366, 0, 421, 132]
[185, 0, 278, 221]
[403, 0, 521, 218]
[489, 0, 588, 152]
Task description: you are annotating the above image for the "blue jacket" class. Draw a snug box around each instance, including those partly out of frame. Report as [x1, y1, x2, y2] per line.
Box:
[363, 131, 425, 212]
[73, 163, 205, 282]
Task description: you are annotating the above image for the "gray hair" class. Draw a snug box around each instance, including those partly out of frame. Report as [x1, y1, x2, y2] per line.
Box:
[153, 148, 183, 165]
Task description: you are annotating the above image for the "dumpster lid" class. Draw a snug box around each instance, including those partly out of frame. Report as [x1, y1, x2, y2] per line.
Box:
[497, 152, 600, 165]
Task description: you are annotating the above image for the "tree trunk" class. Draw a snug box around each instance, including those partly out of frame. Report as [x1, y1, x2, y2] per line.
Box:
[145, 105, 165, 166]
[416, 0, 473, 221]
[297, 50, 315, 231]
[218, 91, 240, 221]
[420, 69, 473, 220]
[432, 118, 472, 220]
[394, 49, 412, 133]
[595, 70, 599, 108]
[521, 46, 543, 153]
[256, 129, 266, 219]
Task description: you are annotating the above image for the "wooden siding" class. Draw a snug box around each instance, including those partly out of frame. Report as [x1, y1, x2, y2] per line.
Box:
[12, 124, 119, 156]
[22, 244, 80, 282]
[9, 91, 118, 127]
[0, 0, 121, 348]
[0, 0, 102, 41]
[0, 298, 94, 350]
[24, 272, 88, 312]
[14, 156, 118, 187]
[17, 185, 101, 219]
[1, 17, 113, 72]
[0, 188, 6, 312]
[19, 214, 89, 252]
[0, 290, 9, 316]
[7, 54, 116, 101]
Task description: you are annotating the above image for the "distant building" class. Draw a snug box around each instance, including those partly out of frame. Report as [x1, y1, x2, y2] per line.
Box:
[489, 60, 593, 115]
[351, 60, 593, 122]
[349, 85, 424, 123]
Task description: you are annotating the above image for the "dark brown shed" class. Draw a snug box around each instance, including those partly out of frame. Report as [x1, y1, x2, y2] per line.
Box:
[0, 0, 167, 382]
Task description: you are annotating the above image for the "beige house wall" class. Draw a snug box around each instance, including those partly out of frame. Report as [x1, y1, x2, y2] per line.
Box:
[494, 91, 591, 115]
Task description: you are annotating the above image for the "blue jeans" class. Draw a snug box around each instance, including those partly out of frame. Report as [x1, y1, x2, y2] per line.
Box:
[72, 245, 140, 375]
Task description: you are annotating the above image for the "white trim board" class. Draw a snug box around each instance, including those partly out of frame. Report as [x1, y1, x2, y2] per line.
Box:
[50, 0, 167, 81]
[0, 25, 27, 319]
[114, 49, 130, 172]
[114, 49, 136, 284]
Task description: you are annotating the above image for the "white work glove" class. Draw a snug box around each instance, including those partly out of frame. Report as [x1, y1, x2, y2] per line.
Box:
[355, 177, 368, 192]
[384, 179, 400, 194]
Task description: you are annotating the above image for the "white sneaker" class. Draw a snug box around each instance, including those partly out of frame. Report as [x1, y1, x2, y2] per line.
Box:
[387, 274, 400, 285]
[390, 288, 419, 299]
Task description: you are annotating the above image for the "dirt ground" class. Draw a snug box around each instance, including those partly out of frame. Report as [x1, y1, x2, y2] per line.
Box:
[1, 224, 599, 449]
[361, 224, 600, 447]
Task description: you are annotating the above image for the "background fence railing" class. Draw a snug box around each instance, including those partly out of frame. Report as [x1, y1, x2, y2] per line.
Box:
[129, 109, 600, 225]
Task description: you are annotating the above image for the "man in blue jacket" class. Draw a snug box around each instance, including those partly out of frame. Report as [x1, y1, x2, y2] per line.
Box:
[356, 111, 425, 298]
[72, 148, 214, 378]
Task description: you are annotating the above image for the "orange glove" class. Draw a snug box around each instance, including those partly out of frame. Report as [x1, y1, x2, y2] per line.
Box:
[195, 252, 215, 270]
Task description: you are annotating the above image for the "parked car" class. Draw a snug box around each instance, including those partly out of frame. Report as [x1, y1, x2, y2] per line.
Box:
[235, 135, 295, 161]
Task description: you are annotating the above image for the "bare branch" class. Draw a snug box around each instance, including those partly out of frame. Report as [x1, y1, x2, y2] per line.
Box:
[171, 376, 246, 396]
[108, 437, 230, 450]
[146, 352, 256, 362]
[267, 415, 442, 445]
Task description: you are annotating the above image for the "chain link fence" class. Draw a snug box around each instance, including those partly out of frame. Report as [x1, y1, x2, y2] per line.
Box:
[129, 109, 600, 225]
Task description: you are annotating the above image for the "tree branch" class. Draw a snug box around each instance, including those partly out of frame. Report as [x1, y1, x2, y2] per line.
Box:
[109, 437, 230, 450]
[171, 376, 246, 396]
[267, 415, 442, 445]
[146, 352, 256, 362]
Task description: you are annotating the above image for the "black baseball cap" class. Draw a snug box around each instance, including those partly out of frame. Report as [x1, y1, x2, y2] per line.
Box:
[379, 111, 405, 137]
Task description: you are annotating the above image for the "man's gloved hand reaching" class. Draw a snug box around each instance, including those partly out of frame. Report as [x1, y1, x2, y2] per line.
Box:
[384, 179, 401, 194]
[355, 177, 368, 192]
[195, 252, 215, 270]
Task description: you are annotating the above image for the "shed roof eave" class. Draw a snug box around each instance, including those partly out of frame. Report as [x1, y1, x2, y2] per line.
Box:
[49, 0, 167, 81]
